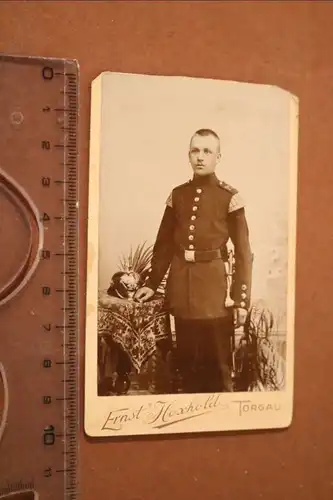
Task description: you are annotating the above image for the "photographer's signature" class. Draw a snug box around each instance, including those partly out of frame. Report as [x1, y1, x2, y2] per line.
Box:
[101, 394, 281, 432]
[102, 394, 227, 431]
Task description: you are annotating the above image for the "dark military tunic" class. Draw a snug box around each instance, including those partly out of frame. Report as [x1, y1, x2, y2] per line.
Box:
[146, 173, 252, 320]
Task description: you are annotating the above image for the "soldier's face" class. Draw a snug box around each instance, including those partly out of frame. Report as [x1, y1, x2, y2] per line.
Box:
[189, 134, 221, 176]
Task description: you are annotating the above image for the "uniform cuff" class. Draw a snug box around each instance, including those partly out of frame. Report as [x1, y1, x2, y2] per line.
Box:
[232, 284, 250, 309]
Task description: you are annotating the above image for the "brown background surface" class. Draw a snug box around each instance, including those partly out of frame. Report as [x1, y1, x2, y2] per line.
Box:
[1, 1, 333, 499]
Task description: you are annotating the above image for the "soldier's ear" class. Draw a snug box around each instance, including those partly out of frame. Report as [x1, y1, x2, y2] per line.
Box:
[217, 152, 222, 162]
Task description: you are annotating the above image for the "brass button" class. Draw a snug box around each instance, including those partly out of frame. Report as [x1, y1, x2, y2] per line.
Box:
[196, 188, 202, 194]
[191, 215, 196, 221]
[189, 225, 195, 230]
[188, 235, 194, 241]
[189, 244, 194, 250]
[192, 206, 198, 211]
[240, 301, 246, 308]
[194, 197, 200, 202]
[241, 293, 247, 299]
[241, 284, 247, 291]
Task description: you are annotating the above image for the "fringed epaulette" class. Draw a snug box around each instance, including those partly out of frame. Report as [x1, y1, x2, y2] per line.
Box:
[218, 180, 246, 212]
[165, 192, 173, 208]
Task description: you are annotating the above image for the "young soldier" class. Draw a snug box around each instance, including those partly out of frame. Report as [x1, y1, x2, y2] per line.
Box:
[135, 129, 252, 393]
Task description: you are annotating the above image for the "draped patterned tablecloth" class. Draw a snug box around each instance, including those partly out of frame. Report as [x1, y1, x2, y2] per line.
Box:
[98, 290, 172, 373]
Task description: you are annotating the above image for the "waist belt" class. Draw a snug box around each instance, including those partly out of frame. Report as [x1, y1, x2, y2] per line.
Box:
[177, 247, 223, 263]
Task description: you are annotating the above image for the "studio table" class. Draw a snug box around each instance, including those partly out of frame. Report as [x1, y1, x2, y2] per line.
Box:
[97, 291, 174, 395]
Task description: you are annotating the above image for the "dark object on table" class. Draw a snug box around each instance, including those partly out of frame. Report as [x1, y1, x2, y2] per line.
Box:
[107, 242, 155, 300]
[107, 270, 142, 300]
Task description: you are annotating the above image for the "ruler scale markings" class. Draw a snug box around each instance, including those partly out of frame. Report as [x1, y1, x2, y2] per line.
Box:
[0, 56, 79, 499]
[64, 61, 78, 499]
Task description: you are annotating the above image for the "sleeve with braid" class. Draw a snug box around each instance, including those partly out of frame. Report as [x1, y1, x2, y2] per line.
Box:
[227, 207, 253, 309]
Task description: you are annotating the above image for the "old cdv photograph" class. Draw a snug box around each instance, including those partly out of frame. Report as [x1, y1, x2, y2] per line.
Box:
[84, 71, 298, 437]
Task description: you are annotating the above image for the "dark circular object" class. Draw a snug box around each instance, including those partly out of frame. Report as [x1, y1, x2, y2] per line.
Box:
[0, 362, 9, 443]
[0, 167, 43, 307]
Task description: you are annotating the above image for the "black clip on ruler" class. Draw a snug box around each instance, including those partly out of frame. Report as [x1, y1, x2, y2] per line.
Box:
[0, 54, 80, 500]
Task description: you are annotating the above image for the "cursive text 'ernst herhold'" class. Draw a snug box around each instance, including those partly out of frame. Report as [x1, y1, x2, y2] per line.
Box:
[101, 394, 228, 431]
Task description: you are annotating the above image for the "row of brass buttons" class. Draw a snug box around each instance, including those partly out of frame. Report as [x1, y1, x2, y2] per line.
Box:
[188, 187, 202, 250]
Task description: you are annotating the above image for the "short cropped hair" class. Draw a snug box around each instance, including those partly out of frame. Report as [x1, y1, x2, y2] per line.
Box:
[190, 129, 221, 153]
[193, 128, 220, 140]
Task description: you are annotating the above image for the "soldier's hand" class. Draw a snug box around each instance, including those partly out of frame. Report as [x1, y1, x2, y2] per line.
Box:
[134, 286, 155, 303]
[233, 307, 247, 328]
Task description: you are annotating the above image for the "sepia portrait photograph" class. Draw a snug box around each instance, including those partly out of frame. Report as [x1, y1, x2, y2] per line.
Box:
[84, 72, 298, 437]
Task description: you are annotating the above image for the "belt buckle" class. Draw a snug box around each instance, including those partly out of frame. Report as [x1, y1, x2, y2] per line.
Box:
[184, 250, 195, 262]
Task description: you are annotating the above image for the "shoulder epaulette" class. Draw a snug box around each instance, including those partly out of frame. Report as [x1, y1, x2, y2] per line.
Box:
[218, 180, 238, 195]
[166, 180, 191, 207]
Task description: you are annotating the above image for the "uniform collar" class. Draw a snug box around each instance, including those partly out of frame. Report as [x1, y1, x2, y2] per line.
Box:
[190, 173, 220, 186]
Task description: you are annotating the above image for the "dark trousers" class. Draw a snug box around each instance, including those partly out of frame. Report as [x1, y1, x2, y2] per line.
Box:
[174, 314, 234, 393]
